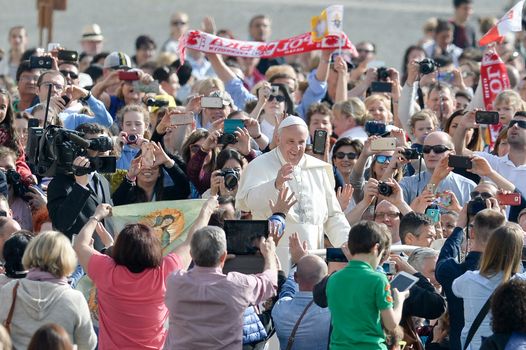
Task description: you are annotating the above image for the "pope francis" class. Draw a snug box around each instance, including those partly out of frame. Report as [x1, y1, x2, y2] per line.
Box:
[236, 116, 350, 267]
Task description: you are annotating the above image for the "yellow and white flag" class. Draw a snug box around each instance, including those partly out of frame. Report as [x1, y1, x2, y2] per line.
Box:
[311, 5, 344, 42]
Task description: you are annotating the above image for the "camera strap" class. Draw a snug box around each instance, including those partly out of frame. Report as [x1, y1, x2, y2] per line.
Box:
[43, 83, 52, 128]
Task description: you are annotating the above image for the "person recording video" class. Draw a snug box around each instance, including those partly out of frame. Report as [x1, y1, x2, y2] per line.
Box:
[47, 122, 114, 250]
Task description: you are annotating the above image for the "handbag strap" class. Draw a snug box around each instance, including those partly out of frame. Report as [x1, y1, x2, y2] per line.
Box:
[285, 299, 314, 350]
[463, 294, 492, 350]
[3, 281, 20, 334]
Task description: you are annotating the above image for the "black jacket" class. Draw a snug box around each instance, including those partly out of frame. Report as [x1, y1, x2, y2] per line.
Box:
[47, 172, 113, 250]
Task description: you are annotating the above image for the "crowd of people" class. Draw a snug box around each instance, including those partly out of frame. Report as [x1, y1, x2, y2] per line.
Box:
[1, 0, 526, 349]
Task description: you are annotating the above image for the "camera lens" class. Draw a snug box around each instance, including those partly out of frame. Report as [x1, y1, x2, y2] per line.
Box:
[378, 182, 393, 196]
[221, 169, 239, 190]
[467, 197, 487, 216]
[127, 134, 138, 143]
[419, 58, 437, 75]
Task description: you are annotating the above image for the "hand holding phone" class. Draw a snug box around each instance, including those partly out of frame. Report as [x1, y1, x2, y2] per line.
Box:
[497, 192, 522, 206]
[312, 129, 328, 155]
[448, 155, 472, 169]
[475, 111, 499, 125]
[370, 137, 396, 151]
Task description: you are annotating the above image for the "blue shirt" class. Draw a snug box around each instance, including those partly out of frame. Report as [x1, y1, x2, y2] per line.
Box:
[399, 170, 476, 206]
[271, 270, 331, 350]
[60, 95, 113, 130]
[116, 144, 140, 171]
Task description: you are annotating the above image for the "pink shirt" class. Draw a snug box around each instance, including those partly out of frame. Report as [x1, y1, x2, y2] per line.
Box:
[164, 266, 277, 349]
[88, 251, 182, 349]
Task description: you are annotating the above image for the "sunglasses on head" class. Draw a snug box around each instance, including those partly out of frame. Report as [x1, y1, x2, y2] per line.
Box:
[268, 95, 285, 103]
[334, 152, 358, 160]
[375, 155, 392, 164]
[509, 119, 526, 129]
[470, 191, 493, 200]
[422, 145, 451, 154]
[60, 70, 78, 79]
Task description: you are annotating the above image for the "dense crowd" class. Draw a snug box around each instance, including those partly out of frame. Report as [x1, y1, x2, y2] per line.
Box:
[1, 0, 526, 349]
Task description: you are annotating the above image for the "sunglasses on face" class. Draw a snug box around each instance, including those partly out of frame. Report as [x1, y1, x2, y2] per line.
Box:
[422, 145, 451, 154]
[60, 70, 79, 79]
[171, 21, 187, 26]
[375, 155, 392, 164]
[334, 152, 358, 160]
[470, 191, 493, 200]
[509, 119, 526, 129]
[268, 95, 285, 103]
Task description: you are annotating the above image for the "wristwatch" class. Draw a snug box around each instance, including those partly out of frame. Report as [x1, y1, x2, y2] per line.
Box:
[80, 91, 91, 102]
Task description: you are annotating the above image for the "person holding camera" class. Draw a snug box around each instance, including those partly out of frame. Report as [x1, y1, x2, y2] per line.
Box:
[47, 123, 114, 250]
[27, 69, 112, 130]
[112, 142, 190, 205]
[187, 121, 256, 195]
[114, 104, 151, 170]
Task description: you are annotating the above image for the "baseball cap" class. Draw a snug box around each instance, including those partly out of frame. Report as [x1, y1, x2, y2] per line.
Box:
[81, 24, 104, 42]
[103, 51, 132, 70]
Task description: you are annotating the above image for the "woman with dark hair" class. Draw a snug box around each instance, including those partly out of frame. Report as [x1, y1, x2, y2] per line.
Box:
[480, 279, 526, 349]
[28, 323, 74, 350]
[401, 46, 426, 85]
[112, 142, 190, 205]
[0, 230, 32, 287]
[331, 137, 364, 187]
[206, 148, 247, 198]
[73, 198, 218, 349]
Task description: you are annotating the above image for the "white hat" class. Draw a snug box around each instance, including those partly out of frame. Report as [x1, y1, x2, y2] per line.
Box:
[81, 24, 104, 42]
[278, 115, 308, 130]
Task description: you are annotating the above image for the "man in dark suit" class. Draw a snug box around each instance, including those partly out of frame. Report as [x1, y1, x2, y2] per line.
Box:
[47, 123, 113, 251]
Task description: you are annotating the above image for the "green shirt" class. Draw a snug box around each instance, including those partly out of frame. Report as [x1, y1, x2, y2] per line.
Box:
[326, 260, 393, 350]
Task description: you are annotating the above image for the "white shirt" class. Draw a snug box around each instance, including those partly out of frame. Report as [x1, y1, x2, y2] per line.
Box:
[475, 152, 526, 195]
[337, 126, 368, 143]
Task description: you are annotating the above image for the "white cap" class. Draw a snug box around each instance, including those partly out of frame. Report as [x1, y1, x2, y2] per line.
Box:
[278, 115, 308, 130]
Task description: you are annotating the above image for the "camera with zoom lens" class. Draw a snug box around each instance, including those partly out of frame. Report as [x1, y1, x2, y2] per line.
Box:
[364, 120, 387, 136]
[26, 125, 116, 177]
[378, 181, 393, 197]
[145, 97, 169, 108]
[218, 132, 238, 145]
[419, 58, 438, 75]
[467, 196, 487, 216]
[5, 169, 30, 200]
[400, 148, 421, 160]
[220, 168, 240, 190]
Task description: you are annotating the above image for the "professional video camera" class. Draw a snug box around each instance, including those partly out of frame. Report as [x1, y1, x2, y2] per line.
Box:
[26, 125, 116, 177]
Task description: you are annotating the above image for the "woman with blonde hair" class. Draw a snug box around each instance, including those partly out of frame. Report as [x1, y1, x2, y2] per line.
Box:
[452, 222, 525, 350]
[332, 97, 369, 141]
[0, 231, 96, 350]
[365, 94, 393, 124]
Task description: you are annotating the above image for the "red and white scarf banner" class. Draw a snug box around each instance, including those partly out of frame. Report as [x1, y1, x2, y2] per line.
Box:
[178, 30, 357, 63]
[480, 50, 510, 148]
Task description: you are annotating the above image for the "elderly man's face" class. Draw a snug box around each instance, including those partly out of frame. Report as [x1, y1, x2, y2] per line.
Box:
[374, 200, 401, 243]
[278, 125, 308, 165]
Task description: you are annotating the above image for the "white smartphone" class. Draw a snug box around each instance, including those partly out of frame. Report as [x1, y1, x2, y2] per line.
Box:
[370, 137, 396, 151]
[170, 113, 194, 125]
[390, 271, 419, 292]
[201, 96, 224, 109]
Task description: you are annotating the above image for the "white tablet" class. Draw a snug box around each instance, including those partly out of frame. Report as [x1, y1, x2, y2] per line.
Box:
[390, 271, 419, 292]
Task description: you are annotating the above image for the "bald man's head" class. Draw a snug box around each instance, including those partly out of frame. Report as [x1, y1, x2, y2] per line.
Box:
[295, 255, 328, 291]
[423, 131, 454, 171]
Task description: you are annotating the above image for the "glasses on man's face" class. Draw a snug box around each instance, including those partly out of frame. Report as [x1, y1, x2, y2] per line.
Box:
[375, 155, 392, 164]
[509, 119, 526, 129]
[470, 191, 493, 200]
[376, 212, 400, 219]
[334, 152, 358, 160]
[422, 145, 451, 154]
[60, 70, 78, 79]
[268, 95, 285, 103]
[39, 82, 64, 91]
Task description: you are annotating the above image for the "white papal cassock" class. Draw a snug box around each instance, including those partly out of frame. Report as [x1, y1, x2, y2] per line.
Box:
[236, 147, 350, 270]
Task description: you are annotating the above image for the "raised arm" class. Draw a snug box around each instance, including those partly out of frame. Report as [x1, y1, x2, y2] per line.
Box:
[452, 110, 477, 156]
[333, 55, 348, 103]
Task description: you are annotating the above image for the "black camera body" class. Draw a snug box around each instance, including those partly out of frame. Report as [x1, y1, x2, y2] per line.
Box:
[378, 181, 393, 197]
[27, 125, 115, 177]
[218, 133, 238, 145]
[467, 196, 487, 216]
[220, 168, 240, 190]
[377, 67, 390, 81]
[5, 169, 30, 200]
[364, 120, 387, 136]
[400, 148, 421, 160]
[419, 58, 437, 75]
[145, 97, 169, 108]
